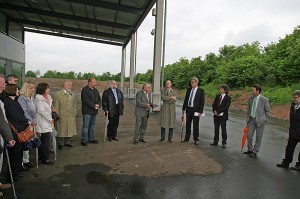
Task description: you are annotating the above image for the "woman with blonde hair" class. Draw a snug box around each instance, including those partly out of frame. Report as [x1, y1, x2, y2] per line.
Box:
[18, 81, 37, 170]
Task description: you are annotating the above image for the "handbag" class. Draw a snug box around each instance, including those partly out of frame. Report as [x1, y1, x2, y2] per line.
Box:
[51, 104, 60, 121]
[25, 137, 41, 150]
[8, 122, 34, 143]
[52, 111, 60, 121]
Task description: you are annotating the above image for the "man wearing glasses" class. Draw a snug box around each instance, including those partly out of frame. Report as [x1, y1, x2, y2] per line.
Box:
[5, 74, 18, 85]
[182, 77, 205, 145]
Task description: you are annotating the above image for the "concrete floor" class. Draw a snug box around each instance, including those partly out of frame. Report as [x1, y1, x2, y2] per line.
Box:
[1, 98, 299, 199]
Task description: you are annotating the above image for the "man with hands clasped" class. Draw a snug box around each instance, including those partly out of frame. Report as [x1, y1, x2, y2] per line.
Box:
[182, 77, 205, 145]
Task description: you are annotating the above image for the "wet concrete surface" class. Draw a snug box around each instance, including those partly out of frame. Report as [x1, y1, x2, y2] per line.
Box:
[1, 99, 299, 199]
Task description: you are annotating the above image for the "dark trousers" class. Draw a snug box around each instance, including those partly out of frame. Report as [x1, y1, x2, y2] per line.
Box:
[161, 127, 174, 140]
[7, 141, 23, 181]
[107, 107, 120, 139]
[185, 107, 200, 141]
[284, 137, 300, 163]
[39, 132, 51, 162]
[213, 116, 228, 144]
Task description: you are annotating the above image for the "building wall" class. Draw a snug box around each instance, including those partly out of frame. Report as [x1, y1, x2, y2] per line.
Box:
[0, 13, 25, 86]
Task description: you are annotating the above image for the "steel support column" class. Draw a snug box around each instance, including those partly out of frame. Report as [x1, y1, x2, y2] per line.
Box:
[152, 0, 165, 111]
[120, 47, 126, 94]
[129, 32, 137, 98]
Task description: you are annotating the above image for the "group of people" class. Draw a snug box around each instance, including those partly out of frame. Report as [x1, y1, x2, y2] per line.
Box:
[135, 77, 300, 171]
[0, 74, 299, 197]
[0, 74, 79, 197]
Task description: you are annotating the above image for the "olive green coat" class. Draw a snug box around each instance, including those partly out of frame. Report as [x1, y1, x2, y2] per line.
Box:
[159, 88, 176, 128]
[53, 90, 78, 137]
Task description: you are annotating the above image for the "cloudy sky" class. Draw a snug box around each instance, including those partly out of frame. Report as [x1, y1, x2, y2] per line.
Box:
[25, 0, 300, 76]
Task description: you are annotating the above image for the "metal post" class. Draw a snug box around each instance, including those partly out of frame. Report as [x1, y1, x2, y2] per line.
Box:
[161, 0, 167, 90]
[129, 32, 137, 99]
[120, 47, 126, 93]
[152, 0, 165, 111]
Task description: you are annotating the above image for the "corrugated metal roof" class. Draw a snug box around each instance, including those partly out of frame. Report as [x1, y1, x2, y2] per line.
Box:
[0, 0, 156, 47]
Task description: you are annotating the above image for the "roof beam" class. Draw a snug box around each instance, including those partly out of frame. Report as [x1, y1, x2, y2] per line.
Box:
[24, 28, 123, 46]
[9, 17, 127, 40]
[0, 3, 132, 30]
[64, 0, 143, 15]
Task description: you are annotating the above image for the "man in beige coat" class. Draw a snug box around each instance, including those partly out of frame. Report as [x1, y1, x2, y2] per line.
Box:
[54, 80, 78, 149]
[160, 80, 176, 142]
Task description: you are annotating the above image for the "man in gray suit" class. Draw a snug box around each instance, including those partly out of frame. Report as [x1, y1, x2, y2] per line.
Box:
[244, 84, 271, 157]
[134, 83, 153, 144]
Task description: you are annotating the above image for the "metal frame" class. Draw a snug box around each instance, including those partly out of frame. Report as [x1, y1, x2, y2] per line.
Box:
[0, 0, 156, 47]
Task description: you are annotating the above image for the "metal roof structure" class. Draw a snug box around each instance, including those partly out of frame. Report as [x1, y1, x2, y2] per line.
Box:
[0, 0, 156, 47]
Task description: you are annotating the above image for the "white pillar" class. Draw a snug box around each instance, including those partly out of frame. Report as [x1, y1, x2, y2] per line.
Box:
[129, 32, 137, 98]
[152, 0, 165, 110]
[120, 47, 126, 93]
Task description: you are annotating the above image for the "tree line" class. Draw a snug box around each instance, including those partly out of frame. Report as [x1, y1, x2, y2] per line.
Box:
[26, 26, 299, 95]
[25, 70, 129, 82]
[136, 26, 300, 89]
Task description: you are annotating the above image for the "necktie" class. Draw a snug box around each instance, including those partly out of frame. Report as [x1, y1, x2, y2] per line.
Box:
[113, 90, 118, 104]
[188, 89, 194, 107]
[218, 95, 222, 107]
[145, 93, 149, 102]
[251, 97, 258, 118]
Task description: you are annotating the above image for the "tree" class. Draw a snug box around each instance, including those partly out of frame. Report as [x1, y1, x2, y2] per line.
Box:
[25, 70, 37, 77]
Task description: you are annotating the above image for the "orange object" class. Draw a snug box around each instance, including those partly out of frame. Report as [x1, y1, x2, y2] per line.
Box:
[241, 127, 248, 152]
[181, 116, 184, 128]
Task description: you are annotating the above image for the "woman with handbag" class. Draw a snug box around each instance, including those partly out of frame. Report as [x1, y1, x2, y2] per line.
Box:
[18, 82, 37, 170]
[35, 83, 55, 165]
[1, 84, 29, 182]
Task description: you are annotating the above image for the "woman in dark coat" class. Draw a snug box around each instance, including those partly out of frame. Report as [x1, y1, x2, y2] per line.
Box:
[1, 84, 29, 182]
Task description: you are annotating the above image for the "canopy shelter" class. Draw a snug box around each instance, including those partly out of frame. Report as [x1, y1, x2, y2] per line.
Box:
[0, 0, 156, 47]
[0, 0, 166, 109]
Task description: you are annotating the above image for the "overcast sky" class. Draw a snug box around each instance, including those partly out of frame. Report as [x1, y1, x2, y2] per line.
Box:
[25, 0, 300, 76]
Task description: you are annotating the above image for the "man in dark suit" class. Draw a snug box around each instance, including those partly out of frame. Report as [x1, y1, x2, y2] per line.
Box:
[277, 90, 300, 170]
[210, 84, 231, 148]
[102, 80, 124, 142]
[182, 77, 205, 145]
[133, 83, 154, 144]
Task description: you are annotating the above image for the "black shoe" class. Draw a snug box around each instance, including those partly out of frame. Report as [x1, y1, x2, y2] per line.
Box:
[112, 138, 119, 141]
[291, 162, 300, 171]
[50, 149, 54, 153]
[181, 139, 189, 142]
[160, 138, 165, 142]
[210, 142, 218, 146]
[277, 161, 289, 168]
[243, 150, 252, 154]
[81, 142, 88, 146]
[222, 144, 226, 148]
[194, 141, 199, 145]
[133, 141, 138, 145]
[58, 145, 64, 149]
[41, 160, 54, 165]
[249, 152, 257, 157]
[89, 139, 98, 144]
[22, 166, 30, 171]
[23, 162, 35, 168]
[168, 139, 173, 142]
[64, 143, 73, 147]
[108, 138, 112, 142]
[139, 139, 146, 143]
